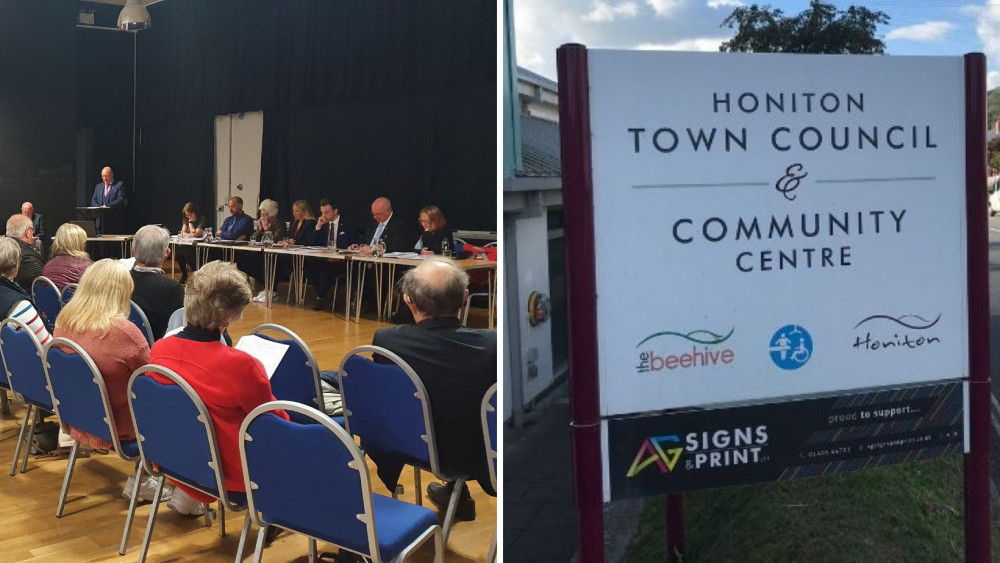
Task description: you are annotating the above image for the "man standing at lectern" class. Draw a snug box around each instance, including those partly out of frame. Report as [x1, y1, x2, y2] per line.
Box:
[91, 166, 125, 235]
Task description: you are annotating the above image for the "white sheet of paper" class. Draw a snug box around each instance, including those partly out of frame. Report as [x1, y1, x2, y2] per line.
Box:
[119, 257, 136, 269]
[235, 335, 290, 380]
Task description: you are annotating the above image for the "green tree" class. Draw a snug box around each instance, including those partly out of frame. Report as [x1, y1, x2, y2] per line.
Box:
[720, 0, 889, 54]
[988, 136, 1000, 176]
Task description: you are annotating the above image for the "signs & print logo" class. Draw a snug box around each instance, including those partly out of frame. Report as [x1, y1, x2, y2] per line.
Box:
[634, 328, 735, 374]
[769, 324, 812, 370]
[626, 426, 770, 478]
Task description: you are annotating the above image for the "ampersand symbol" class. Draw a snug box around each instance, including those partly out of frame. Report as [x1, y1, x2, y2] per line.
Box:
[775, 163, 808, 201]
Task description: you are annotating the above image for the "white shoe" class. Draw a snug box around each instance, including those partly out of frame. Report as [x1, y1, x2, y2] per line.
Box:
[123, 475, 173, 503]
[253, 291, 267, 303]
[167, 488, 207, 516]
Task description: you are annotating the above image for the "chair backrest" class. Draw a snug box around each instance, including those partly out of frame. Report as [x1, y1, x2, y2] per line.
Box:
[31, 276, 61, 325]
[127, 364, 234, 506]
[128, 300, 154, 346]
[165, 307, 185, 333]
[482, 383, 497, 492]
[0, 317, 52, 409]
[43, 337, 127, 454]
[240, 401, 382, 560]
[338, 345, 441, 476]
[250, 324, 323, 423]
[60, 283, 78, 306]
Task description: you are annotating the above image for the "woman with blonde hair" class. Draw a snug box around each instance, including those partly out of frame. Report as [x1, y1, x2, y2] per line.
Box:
[53, 259, 157, 501]
[42, 223, 92, 289]
[284, 199, 316, 245]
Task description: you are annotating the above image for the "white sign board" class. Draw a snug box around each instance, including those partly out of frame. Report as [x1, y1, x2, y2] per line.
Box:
[589, 51, 968, 417]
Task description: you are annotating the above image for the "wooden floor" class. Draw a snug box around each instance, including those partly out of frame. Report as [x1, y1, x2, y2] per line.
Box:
[0, 289, 496, 562]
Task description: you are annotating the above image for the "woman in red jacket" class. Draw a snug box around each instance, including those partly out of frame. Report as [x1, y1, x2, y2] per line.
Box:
[42, 223, 92, 290]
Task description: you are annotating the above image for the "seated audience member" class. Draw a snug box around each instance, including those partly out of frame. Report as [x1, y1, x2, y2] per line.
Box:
[283, 200, 317, 245]
[53, 259, 157, 500]
[0, 237, 52, 342]
[349, 196, 415, 255]
[42, 223, 93, 290]
[416, 205, 456, 256]
[176, 202, 207, 285]
[241, 199, 286, 303]
[130, 225, 184, 341]
[371, 258, 496, 520]
[21, 202, 45, 252]
[215, 196, 254, 241]
[307, 199, 352, 311]
[6, 214, 44, 289]
[148, 260, 288, 516]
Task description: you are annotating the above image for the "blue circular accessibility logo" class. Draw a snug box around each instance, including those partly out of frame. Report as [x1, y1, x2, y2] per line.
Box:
[769, 325, 813, 370]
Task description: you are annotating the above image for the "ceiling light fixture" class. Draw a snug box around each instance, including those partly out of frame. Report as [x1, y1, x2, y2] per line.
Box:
[118, 0, 151, 32]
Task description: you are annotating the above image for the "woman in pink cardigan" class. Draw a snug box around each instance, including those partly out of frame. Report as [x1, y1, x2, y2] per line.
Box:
[53, 259, 158, 503]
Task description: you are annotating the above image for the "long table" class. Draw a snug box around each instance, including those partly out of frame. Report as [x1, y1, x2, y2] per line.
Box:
[86, 235, 133, 257]
[166, 241, 497, 325]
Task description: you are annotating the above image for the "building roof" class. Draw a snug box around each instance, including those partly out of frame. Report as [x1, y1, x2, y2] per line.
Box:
[518, 66, 558, 91]
[518, 114, 561, 178]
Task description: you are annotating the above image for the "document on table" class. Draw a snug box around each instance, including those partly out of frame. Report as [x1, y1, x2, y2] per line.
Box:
[235, 335, 289, 379]
[384, 252, 420, 258]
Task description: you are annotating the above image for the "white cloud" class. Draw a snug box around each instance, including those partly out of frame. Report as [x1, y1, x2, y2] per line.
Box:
[647, 0, 684, 18]
[706, 0, 742, 9]
[582, 1, 640, 22]
[975, 1, 1000, 88]
[885, 21, 954, 41]
[636, 37, 725, 51]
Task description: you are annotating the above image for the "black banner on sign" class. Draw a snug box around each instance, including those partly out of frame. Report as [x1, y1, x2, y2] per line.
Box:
[606, 381, 965, 501]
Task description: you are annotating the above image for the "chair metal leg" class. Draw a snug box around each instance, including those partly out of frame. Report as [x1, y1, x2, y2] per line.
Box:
[487, 533, 497, 563]
[308, 538, 317, 562]
[414, 467, 422, 506]
[20, 408, 40, 473]
[10, 404, 31, 476]
[218, 501, 226, 536]
[440, 477, 467, 544]
[330, 276, 339, 313]
[119, 461, 144, 555]
[235, 512, 252, 561]
[433, 525, 444, 563]
[252, 525, 267, 563]
[137, 475, 166, 563]
[55, 441, 80, 517]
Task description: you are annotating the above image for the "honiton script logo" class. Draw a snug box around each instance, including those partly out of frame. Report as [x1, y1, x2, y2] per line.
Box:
[852, 313, 941, 352]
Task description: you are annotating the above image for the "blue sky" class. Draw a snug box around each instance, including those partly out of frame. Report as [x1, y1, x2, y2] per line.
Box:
[514, 0, 1000, 87]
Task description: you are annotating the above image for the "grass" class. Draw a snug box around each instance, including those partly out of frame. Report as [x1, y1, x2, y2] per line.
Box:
[625, 455, 1000, 563]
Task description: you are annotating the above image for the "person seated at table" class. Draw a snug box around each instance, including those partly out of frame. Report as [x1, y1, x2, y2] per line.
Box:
[42, 223, 93, 290]
[146, 260, 289, 516]
[130, 225, 184, 341]
[416, 205, 456, 256]
[307, 198, 352, 311]
[348, 196, 416, 255]
[0, 237, 52, 342]
[176, 202, 207, 285]
[6, 214, 45, 290]
[239, 199, 286, 303]
[21, 202, 45, 253]
[283, 200, 317, 245]
[215, 196, 254, 241]
[53, 259, 157, 500]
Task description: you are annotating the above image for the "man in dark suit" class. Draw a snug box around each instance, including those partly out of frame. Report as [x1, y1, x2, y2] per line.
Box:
[91, 166, 126, 235]
[370, 258, 496, 521]
[6, 214, 44, 289]
[21, 202, 44, 253]
[350, 196, 416, 254]
[307, 198, 352, 311]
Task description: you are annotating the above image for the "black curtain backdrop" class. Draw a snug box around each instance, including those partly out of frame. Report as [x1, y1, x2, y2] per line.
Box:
[0, 0, 78, 234]
[132, 0, 496, 232]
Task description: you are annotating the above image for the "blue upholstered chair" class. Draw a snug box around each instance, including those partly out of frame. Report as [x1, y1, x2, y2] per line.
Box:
[249, 324, 324, 424]
[127, 364, 252, 563]
[30, 276, 61, 327]
[60, 283, 78, 306]
[128, 300, 154, 347]
[239, 401, 443, 563]
[42, 337, 144, 555]
[482, 383, 498, 563]
[0, 317, 54, 476]
[338, 345, 469, 544]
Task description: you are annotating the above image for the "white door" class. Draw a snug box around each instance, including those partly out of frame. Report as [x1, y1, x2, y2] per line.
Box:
[214, 111, 263, 231]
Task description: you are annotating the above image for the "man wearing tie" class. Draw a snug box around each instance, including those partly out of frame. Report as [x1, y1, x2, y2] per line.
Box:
[308, 199, 352, 311]
[90, 166, 126, 235]
[350, 196, 414, 254]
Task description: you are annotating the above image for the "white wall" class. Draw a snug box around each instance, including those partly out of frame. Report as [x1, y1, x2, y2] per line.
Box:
[514, 212, 554, 404]
[214, 111, 263, 229]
